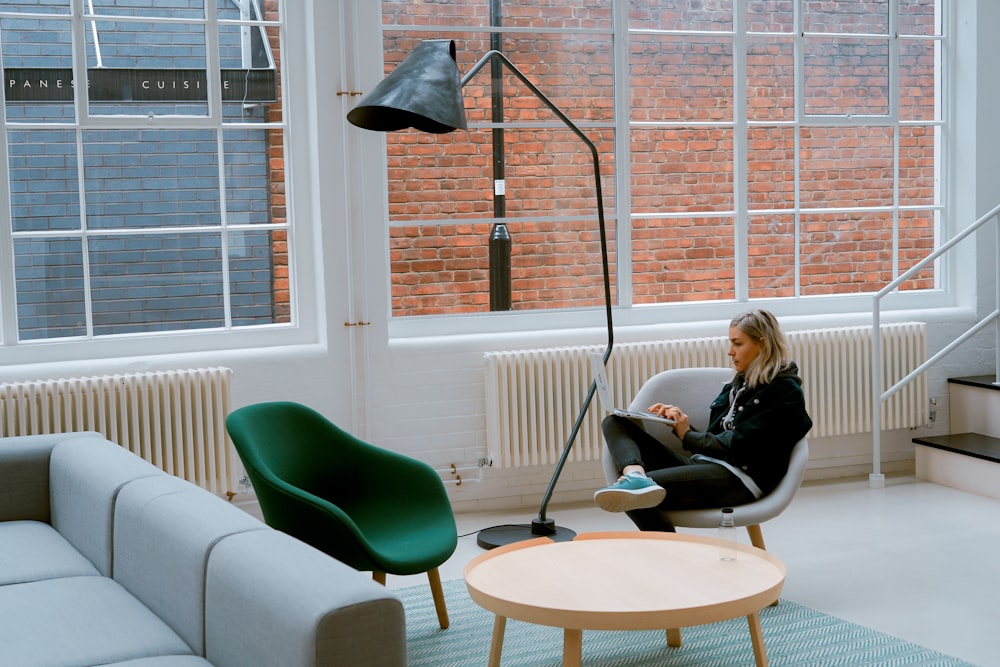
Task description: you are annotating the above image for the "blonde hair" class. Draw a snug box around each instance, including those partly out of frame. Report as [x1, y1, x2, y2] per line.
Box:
[730, 309, 790, 388]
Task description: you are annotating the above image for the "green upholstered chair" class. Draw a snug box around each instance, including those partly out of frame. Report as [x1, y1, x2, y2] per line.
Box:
[226, 401, 458, 629]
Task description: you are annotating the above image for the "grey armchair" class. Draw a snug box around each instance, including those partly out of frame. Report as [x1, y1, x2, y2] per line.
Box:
[601, 367, 809, 550]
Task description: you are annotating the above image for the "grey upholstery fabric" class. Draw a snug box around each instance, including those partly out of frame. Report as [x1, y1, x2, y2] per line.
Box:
[0, 521, 99, 585]
[205, 529, 407, 667]
[0, 576, 194, 666]
[0, 434, 407, 667]
[50, 436, 163, 577]
[0, 433, 95, 523]
[113, 475, 266, 654]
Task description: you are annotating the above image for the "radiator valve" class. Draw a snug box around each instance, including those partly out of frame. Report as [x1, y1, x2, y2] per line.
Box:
[928, 398, 937, 425]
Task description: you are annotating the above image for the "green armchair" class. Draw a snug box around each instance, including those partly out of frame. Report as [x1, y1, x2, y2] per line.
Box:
[226, 401, 458, 629]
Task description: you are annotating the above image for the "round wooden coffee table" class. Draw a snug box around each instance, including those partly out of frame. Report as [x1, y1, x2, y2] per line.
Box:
[463, 531, 786, 667]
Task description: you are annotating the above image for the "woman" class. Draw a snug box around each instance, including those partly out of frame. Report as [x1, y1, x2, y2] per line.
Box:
[594, 309, 813, 531]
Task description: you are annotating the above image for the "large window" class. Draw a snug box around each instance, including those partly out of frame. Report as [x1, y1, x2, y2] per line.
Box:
[0, 0, 289, 344]
[379, 0, 942, 317]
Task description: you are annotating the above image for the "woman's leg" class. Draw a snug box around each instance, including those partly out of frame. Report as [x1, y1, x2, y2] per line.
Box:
[602, 415, 687, 475]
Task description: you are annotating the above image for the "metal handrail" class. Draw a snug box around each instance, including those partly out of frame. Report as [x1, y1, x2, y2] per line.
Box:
[870, 201, 1000, 487]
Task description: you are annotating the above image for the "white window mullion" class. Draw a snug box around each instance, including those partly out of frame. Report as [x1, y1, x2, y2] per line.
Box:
[732, 5, 748, 301]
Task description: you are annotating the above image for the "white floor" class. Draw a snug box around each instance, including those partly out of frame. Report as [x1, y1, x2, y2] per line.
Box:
[385, 476, 1000, 667]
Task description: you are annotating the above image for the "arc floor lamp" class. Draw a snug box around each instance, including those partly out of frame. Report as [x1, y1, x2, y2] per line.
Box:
[347, 39, 614, 549]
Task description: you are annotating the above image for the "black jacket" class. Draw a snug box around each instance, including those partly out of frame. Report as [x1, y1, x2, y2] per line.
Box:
[680, 362, 812, 496]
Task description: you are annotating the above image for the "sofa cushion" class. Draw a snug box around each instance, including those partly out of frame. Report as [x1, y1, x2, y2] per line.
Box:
[0, 576, 194, 667]
[113, 474, 267, 655]
[50, 437, 165, 577]
[0, 521, 99, 585]
[205, 529, 407, 667]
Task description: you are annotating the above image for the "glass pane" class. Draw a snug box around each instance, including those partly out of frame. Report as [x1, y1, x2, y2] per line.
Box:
[82, 129, 221, 230]
[630, 127, 734, 214]
[747, 126, 795, 210]
[8, 128, 80, 232]
[84, 19, 209, 116]
[630, 33, 733, 123]
[800, 126, 894, 209]
[804, 37, 890, 116]
[223, 128, 276, 225]
[748, 213, 796, 298]
[14, 237, 86, 341]
[3, 1, 69, 14]
[804, 0, 888, 35]
[899, 125, 937, 207]
[382, 0, 611, 30]
[629, 0, 733, 32]
[389, 219, 617, 316]
[747, 35, 793, 122]
[899, 0, 940, 37]
[217, 3, 280, 118]
[228, 230, 288, 325]
[2, 16, 75, 120]
[88, 0, 205, 20]
[898, 209, 937, 291]
[747, 0, 793, 33]
[90, 233, 224, 335]
[383, 31, 613, 127]
[631, 216, 735, 304]
[800, 211, 892, 295]
[386, 126, 616, 223]
[900, 39, 938, 122]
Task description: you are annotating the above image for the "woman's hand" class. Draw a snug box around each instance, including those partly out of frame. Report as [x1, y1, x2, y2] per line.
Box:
[648, 403, 690, 441]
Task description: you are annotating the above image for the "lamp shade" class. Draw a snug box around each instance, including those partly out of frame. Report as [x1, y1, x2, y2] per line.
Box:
[347, 39, 468, 134]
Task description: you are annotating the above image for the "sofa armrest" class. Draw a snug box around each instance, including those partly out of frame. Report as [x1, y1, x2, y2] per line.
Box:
[205, 530, 406, 667]
[0, 435, 60, 522]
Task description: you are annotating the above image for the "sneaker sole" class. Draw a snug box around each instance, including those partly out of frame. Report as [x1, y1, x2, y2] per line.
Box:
[594, 485, 666, 513]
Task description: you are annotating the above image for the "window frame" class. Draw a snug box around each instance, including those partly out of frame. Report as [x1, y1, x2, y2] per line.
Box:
[0, 0, 322, 365]
[380, 0, 958, 340]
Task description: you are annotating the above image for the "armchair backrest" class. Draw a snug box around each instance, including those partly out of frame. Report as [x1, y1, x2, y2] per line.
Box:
[627, 367, 733, 447]
[226, 401, 364, 496]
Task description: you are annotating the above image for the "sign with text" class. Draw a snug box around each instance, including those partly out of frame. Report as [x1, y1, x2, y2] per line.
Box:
[5, 68, 277, 103]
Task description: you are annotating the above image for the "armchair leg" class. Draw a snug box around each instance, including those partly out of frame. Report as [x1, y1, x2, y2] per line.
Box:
[746, 524, 766, 550]
[372, 571, 387, 586]
[427, 567, 449, 629]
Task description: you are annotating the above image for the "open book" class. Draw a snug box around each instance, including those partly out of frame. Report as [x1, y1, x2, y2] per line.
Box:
[589, 353, 675, 425]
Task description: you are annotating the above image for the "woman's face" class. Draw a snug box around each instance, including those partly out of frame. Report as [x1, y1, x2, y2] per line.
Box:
[728, 326, 762, 373]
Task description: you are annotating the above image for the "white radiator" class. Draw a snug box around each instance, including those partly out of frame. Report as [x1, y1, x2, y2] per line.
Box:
[0, 367, 238, 497]
[485, 323, 927, 468]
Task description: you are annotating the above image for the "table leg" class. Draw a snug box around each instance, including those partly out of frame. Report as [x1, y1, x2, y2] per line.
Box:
[488, 615, 506, 667]
[666, 627, 682, 647]
[746, 611, 768, 667]
[563, 628, 583, 667]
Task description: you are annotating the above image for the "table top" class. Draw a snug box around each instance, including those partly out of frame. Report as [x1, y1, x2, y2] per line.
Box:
[463, 531, 786, 631]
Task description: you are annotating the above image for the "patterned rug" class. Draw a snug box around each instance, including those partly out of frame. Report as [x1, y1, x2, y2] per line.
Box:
[399, 579, 972, 666]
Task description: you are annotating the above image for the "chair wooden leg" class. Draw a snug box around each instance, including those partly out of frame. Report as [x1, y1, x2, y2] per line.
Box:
[746, 524, 766, 550]
[427, 567, 449, 629]
[743, 526, 780, 606]
[372, 571, 387, 586]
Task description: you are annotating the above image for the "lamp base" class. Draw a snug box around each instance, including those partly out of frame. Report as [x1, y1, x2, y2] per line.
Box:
[475, 517, 577, 550]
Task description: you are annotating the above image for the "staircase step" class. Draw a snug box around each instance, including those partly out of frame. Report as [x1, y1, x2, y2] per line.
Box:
[912, 432, 1000, 464]
[913, 432, 1000, 500]
[948, 375, 1000, 391]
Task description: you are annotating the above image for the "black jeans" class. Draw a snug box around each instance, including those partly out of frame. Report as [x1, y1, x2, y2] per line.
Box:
[602, 415, 756, 532]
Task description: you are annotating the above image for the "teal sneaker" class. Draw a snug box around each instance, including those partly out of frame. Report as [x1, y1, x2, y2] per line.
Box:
[594, 473, 665, 512]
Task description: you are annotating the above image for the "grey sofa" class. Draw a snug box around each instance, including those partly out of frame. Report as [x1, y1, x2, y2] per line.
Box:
[0, 432, 406, 667]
